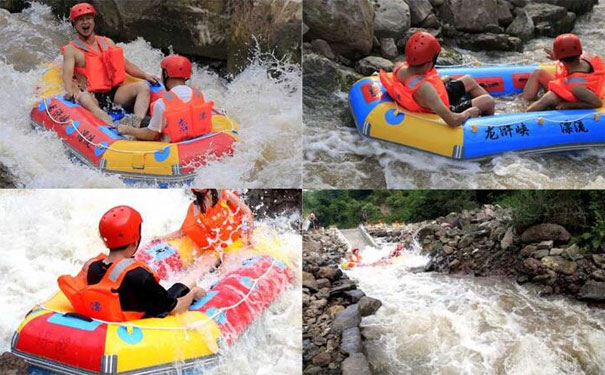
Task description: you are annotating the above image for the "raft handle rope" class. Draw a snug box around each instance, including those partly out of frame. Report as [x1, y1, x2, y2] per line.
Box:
[43, 97, 237, 155]
[40, 258, 279, 332]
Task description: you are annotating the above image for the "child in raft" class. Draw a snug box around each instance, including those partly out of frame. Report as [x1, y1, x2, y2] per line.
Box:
[379, 31, 495, 127]
[524, 33, 604, 111]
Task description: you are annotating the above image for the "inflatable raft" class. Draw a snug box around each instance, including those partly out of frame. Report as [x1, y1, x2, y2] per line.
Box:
[31, 63, 240, 186]
[11, 230, 293, 375]
[349, 63, 605, 160]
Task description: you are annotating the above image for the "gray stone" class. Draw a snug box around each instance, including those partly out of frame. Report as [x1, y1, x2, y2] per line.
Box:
[537, 240, 554, 250]
[303, 53, 342, 101]
[534, 11, 575, 37]
[406, 0, 434, 26]
[342, 353, 372, 375]
[505, 9, 534, 41]
[355, 56, 394, 75]
[524, 257, 545, 275]
[542, 256, 578, 275]
[330, 279, 358, 294]
[0, 0, 26, 12]
[374, 0, 412, 39]
[419, 13, 441, 29]
[456, 33, 522, 52]
[562, 244, 584, 261]
[521, 224, 571, 243]
[303, 271, 319, 291]
[358, 296, 382, 317]
[429, 0, 445, 6]
[443, 245, 454, 255]
[500, 227, 514, 250]
[305, 0, 375, 58]
[532, 249, 550, 259]
[497, 0, 514, 26]
[380, 37, 399, 59]
[318, 266, 342, 280]
[345, 289, 366, 302]
[509, 0, 526, 6]
[341, 327, 363, 354]
[311, 39, 336, 60]
[591, 270, 605, 281]
[531, 0, 596, 16]
[332, 304, 362, 334]
[520, 245, 538, 256]
[312, 352, 332, 366]
[578, 280, 605, 301]
[316, 278, 331, 289]
[550, 248, 564, 256]
[593, 254, 605, 268]
[459, 233, 475, 248]
[439, 0, 499, 32]
[524, 2, 567, 23]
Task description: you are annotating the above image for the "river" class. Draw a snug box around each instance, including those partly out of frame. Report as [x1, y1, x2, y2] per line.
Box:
[303, 0, 605, 189]
[0, 189, 302, 374]
[345, 239, 605, 375]
[0, 2, 302, 188]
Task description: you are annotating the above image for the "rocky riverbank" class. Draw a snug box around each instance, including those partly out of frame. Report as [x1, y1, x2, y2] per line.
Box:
[303, 0, 599, 105]
[0, 352, 27, 375]
[366, 204, 605, 306]
[0, 161, 17, 188]
[303, 229, 382, 375]
[0, 0, 301, 76]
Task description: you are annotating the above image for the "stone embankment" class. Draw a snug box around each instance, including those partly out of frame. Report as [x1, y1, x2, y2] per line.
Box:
[303, 229, 383, 375]
[366, 204, 605, 305]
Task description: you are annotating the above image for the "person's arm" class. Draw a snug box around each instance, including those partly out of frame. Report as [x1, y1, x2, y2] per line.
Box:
[170, 286, 206, 315]
[62, 46, 78, 100]
[414, 83, 479, 127]
[556, 86, 603, 109]
[118, 125, 161, 141]
[223, 191, 254, 243]
[107, 38, 159, 83]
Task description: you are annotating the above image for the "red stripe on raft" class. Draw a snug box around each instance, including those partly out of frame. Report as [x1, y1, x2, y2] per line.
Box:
[513, 73, 531, 89]
[177, 133, 236, 174]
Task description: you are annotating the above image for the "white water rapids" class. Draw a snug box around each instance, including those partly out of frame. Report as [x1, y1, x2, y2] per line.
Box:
[0, 3, 302, 188]
[345, 240, 605, 375]
[0, 189, 302, 375]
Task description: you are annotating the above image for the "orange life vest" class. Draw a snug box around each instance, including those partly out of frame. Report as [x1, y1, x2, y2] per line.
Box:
[548, 53, 605, 102]
[58, 253, 159, 322]
[379, 63, 450, 113]
[181, 191, 243, 251]
[160, 88, 214, 143]
[62, 36, 126, 92]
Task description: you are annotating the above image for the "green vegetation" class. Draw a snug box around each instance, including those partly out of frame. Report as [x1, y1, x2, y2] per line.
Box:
[303, 190, 605, 252]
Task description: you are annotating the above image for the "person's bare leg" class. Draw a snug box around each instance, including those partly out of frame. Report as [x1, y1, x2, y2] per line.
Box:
[526, 91, 561, 112]
[459, 75, 488, 97]
[522, 69, 553, 101]
[471, 94, 496, 115]
[113, 81, 151, 120]
[78, 91, 114, 124]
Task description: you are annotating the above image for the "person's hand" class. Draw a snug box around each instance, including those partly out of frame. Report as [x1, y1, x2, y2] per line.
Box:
[144, 73, 160, 84]
[117, 124, 130, 135]
[192, 286, 206, 300]
[64, 87, 79, 103]
[544, 47, 556, 61]
[466, 107, 481, 117]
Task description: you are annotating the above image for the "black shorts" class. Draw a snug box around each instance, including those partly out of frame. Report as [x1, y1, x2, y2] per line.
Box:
[446, 80, 473, 113]
[93, 86, 120, 111]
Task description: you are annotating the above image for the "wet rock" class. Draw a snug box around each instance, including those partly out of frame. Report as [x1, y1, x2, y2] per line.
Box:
[534, 11, 575, 37]
[341, 327, 363, 354]
[380, 38, 399, 59]
[505, 9, 534, 41]
[304, 0, 375, 58]
[419, 13, 441, 29]
[531, 0, 597, 16]
[345, 289, 366, 303]
[0, 0, 27, 13]
[373, 0, 411, 39]
[318, 266, 342, 281]
[542, 256, 578, 275]
[521, 224, 571, 243]
[500, 227, 514, 250]
[439, 0, 499, 32]
[436, 46, 464, 65]
[591, 270, 605, 281]
[332, 304, 362, 334]
[406, 0, 434, 26]
[456, 32, 522, 52]
[593, 254, 605, 269]
[524, 2, 567, 23]
[578, 280, 605, 301]
[497, 0, 514, 26]
[0, 162, 18, 188]
[312, 352, 332, 367]
[358, 296, 382, 317]
[562, 244, 584, 261]
[331, 279, 358, 294]
[355, 56, 394, 75]
[311, 39, 336, 60]
[532, 249, 550, 259]
[303, 272, 319, 291]
[342, 353, 372, 375]
[0, 352, 28, 375]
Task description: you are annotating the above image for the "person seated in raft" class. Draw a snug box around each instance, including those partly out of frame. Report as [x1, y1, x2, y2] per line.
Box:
[181, 189, 254, 267]
[526, 34, 604, 111]
[118, 55, 214, 142]
[379, 32, 494, 127]
[345, 248, 362, 268]
[61, 3, 159, 128]
[58, 206, 206, 322]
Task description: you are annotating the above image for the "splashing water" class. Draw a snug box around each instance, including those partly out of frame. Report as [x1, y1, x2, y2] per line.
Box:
[304, 0, 605, 189]
[0, 189, 301, 374]
[0, 3, 302, 188]
[345, 240, 605, 375]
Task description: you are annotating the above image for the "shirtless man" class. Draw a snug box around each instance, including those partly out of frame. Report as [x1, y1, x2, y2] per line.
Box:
[62, 3, 159, 127]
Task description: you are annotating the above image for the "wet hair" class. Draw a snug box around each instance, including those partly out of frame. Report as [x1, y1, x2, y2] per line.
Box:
[194, 189, 219, 213]
[561, 55, 580, 63]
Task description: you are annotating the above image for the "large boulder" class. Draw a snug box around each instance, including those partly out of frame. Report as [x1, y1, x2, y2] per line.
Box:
[303, 52, 342, 101]
[541, 255, 578, 275]
[342, 353, 372, 375]
[355, 56, 394, 75]
[497, 0, 514, 26]
[304, 0, 375, 58]
[523, 3, 575, 37]
[456, 33, 522, 52]
[578, 280, 605, 301]
[534, 11, 575, 37]
[505, 9, 534, 41]
[520, 223, 571, 243]
[358, 296, 382, 316]
[332, 304, 362, 334]
[531, 0, 597, 16]
[405, 0, 434, 26]
[0, 0, 27, 12]
[374, 0, 411, 39]
[439, 0, 499, 32]
[341, 327, 363, 354]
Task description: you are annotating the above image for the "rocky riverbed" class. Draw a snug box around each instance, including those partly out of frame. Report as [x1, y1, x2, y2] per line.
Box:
[303, 229, 383, 375]
[366, 204, 605, 306]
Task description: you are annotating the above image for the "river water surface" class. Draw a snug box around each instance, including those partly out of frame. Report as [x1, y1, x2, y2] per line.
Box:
[345, 240, 605, 375]
[304, 0, 605, 189]
[0, 3, 302, 188]
[0, 189, 302, 375]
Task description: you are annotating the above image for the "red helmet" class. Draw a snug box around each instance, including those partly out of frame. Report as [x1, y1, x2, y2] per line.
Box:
[69, 2, 96, 22]
[405, 32, 441, 66]
[99, 206, 143, 249]
[553, 33, 582, 60]
[161, 55, 192, 79]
